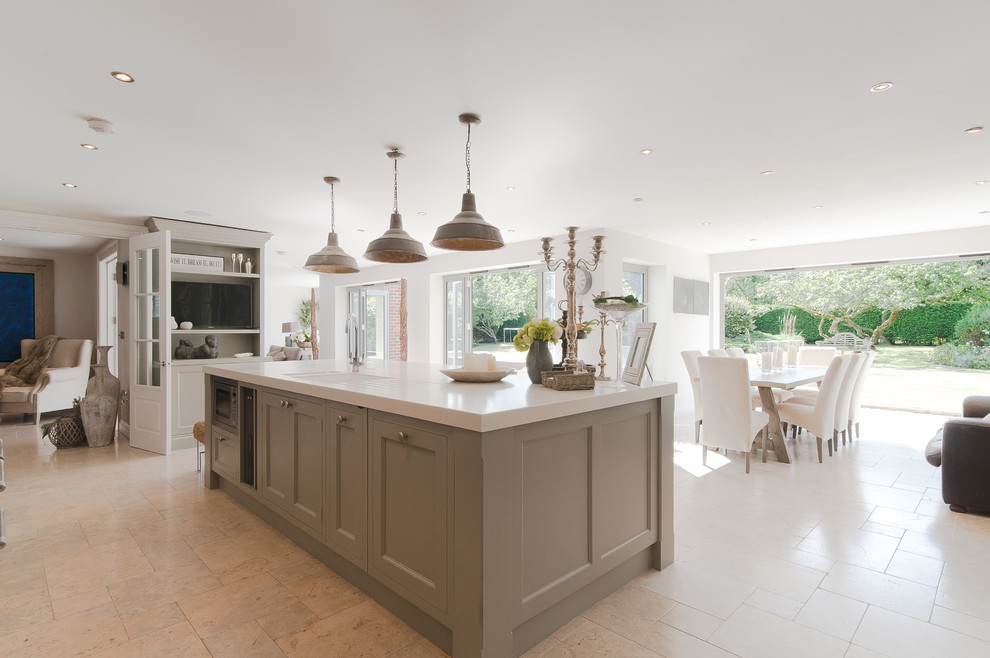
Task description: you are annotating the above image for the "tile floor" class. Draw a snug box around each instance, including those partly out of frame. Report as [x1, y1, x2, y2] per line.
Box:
[1, 407, 989, 657]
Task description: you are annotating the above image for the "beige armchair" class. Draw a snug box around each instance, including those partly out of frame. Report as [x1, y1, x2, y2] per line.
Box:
[0, 338, 94, 424]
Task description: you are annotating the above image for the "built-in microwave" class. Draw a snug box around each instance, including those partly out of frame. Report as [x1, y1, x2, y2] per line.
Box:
[212, 377, 238, 434]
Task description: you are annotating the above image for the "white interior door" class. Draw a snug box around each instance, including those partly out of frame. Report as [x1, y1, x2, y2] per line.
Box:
[129, 230, 172, 454]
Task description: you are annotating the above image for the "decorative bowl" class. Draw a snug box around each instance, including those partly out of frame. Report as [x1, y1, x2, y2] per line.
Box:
[440, 368, 515, 383]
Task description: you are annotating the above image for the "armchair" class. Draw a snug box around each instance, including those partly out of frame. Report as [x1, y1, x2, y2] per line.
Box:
[0, 339, 94, 424]
[927, 396, 990, 513]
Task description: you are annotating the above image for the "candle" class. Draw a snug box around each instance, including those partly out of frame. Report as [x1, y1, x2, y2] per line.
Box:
[773, 346, 784, 369]
[761, 352, 772, 373]
[787, 344, 798, 367]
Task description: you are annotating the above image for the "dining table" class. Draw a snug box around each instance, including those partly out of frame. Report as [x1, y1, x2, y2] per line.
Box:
[749, 365, 828, 463]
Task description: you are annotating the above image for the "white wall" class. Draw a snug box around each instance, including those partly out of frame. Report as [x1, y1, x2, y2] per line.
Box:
[0, 245, 99, 341]
[263, 247, 323, 352]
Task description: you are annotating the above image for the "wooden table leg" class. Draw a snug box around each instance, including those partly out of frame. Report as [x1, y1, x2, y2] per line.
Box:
[758, 386, 791, 463]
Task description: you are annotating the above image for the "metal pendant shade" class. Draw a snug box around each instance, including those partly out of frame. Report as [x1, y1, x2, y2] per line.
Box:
[431, 113, 505, 251]
[304, 176, 360, 274]
[363, 150, 427, 263]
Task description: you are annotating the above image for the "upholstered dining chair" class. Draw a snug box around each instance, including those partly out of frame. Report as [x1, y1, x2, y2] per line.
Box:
[725, 347, 746, 358]
[776, 355, 851, 463]
[707, 348, 728, 357]
[681, 350, 704, 443]
[790, 353, 866, 447]
[697, 356, 770, 473]
[846, 350, 877, 440]
[796, 346, 837, 366]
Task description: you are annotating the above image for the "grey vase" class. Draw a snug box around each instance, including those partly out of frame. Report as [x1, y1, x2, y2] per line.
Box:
[81, 345, 120, 447]
[526, 339, 554, 385]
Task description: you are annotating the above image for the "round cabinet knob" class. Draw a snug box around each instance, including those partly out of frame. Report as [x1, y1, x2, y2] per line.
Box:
[397, 431, 409, 442]
[219, 436, 226, 442]
[337, 415, 347, 424]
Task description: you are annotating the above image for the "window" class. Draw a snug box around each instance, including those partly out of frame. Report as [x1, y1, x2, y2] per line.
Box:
[347, 281, 404, 361]
[622, 264, 648, 349]
[444, 265, 557, 366]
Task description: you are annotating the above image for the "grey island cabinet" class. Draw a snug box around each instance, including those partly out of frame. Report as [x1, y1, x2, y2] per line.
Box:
[203, 359, 676, 657]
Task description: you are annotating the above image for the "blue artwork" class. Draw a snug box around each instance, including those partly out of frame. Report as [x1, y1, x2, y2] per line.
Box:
[0, 272, 35, 361]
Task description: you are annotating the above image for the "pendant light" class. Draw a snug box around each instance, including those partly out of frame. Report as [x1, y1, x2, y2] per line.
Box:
[431, 113, 505, 251]
[363, 148, 427, 263]
[304, 176, 360, 274]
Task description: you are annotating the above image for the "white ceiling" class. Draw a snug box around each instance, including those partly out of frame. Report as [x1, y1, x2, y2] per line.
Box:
[1, 1, 987, 263]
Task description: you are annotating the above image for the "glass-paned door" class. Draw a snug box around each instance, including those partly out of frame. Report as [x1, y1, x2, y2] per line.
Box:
[348, 284, 397, 362]
[129, 230, 172, 455]
[622, 265, 648, 349]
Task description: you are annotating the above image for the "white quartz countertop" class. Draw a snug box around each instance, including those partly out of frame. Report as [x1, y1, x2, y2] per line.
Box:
[204, 359, 677, 432]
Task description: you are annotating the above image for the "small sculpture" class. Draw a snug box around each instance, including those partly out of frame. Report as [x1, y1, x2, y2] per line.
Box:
[193, 335, 219, 359]
[173, 339, 196, 359]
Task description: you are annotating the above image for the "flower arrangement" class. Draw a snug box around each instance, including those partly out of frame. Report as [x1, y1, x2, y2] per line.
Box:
[513, 318, 563, 351]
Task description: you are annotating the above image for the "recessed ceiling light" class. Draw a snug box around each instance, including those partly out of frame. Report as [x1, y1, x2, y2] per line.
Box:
[62, 183, 77, 188]
[80, 143, 98, 150]
[870, 82, 893, 92]
[980, 210, 990, 214]
[417, 211, 428, 216]
[111, 71, 134, 83]
[505, 186, 516, 192]
[640, 149, 653, 156]
[748, 238, 757, 242]
[976, 180, 989, 185]
[760, 170, 774, 176]
[506, 229, 516, 233]
[356, 228, 365, 232]
[964, 126, 983, 133]
[812, 205, 824, 209]
[701, 221, 711, 226]
[633, 197, 644, 202]
[277, 250, 288, 256]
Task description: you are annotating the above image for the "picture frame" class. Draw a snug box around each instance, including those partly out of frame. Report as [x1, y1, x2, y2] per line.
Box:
[622, 322, 656, 385]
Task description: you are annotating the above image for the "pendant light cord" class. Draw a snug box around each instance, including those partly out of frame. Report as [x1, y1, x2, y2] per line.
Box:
[465, 122, 472, 193]
[393, 156, 399, 213]
[330, 182, 336, 233]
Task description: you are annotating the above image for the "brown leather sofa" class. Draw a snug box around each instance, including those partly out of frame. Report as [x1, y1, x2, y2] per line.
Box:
[926, 396, 990, 513]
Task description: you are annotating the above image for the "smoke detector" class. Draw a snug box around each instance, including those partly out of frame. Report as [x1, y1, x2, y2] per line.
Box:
[87, 118, 116, 135]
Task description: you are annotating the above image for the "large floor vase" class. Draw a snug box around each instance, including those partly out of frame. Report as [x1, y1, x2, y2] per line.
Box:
[81, 345, 120, 447]
[526, 339, 554, 385]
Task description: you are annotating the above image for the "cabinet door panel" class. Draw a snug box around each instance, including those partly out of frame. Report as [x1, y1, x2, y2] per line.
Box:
[370, 419, 448, 614]
[326, 405, 367, 568]
[211, 425, 240, 481]
[259, 391, 325, 534]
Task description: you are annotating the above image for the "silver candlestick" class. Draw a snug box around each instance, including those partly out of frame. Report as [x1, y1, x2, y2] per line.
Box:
[540, 227, 605, 371]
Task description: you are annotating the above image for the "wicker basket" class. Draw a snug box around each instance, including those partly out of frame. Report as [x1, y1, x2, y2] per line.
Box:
[541, 367, 596, 391]
[42, 415, 87, 448]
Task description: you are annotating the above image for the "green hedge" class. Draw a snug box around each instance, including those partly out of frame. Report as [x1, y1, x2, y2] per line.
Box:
[753, 302, 972, 345]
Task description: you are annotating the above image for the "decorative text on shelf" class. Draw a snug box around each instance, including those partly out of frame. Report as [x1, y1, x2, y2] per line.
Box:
[171, 253, 225, 272]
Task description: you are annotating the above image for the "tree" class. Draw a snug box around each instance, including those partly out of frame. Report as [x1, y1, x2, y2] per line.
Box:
[472, 270, 538, 343]
[758, 261, 990, 343]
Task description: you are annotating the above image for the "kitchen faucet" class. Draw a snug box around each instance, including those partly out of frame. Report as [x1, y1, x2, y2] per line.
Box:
[345, 314, 362, 372]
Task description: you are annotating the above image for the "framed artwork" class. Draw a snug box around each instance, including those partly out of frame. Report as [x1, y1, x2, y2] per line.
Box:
[622, 322, 656, 385]
[0, 256, 54, 364]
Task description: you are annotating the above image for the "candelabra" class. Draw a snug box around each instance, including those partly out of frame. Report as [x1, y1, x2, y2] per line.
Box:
[597, 310, 611, 381]
[540, 227, 605, 371]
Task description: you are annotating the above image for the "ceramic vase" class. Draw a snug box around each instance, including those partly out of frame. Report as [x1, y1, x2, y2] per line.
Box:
[81, 345, 120, 448]
[526, 339, 554, 385]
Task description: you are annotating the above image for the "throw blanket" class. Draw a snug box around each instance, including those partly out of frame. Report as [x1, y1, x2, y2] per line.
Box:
[0, 335, 61, 394]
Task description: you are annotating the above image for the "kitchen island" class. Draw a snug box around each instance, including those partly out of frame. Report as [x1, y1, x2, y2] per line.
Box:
[203, 359, 676, 657]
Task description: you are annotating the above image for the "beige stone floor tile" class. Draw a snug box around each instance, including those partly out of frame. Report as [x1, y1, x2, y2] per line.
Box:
[43, 536, 156, 600]
[867, 505, 955, 536]
[51, 584, 113, 619]
[658, 603, 723, 641]
[636, 619, 737, 657]
[121, 601, 189, 639]
[203, 620, 288, 657]
[794, 588, 867, 641]
[797, 523, 900, 572]
[581, 582, 676, 640]
[884, 549, 943, 587]
[709, 604, 849, 658]
[520, 635, 561, 657]
[269, 555, 330, 584]
[859, 520, 905, 539]
[81, 619, 211, 657]
[820, 561, 935, 621]
[193, 524, 309, 575]
[930, 605, 990, 644]
[108, 559, 221, 617]
[389, 638, 450, 657]
[936, 574, 990, 623]
[275, 599, 421, 657]
[0, 585, 53, 636]
[177, 572, 303, 639]
[550, 614, 590, 641]
[639, 561, 754, 619]
[0, 603, 127, 657]
[852, 605, 990, 657]
[537, 619, 659, 657]
[744, 588, 803, 619]
[281, 569, 369, 619]
[255, 597, 320, 640]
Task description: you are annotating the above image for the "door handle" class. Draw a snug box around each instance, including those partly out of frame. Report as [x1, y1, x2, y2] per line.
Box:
[397, 431, 409, 442]
[280, 400, 293, 408]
